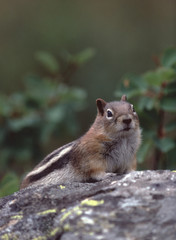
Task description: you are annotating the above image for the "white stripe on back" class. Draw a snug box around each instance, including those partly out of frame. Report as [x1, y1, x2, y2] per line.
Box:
[26, 145, 73, 177]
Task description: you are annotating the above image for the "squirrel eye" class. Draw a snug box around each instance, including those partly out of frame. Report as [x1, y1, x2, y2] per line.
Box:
[106, 109, 113, 119]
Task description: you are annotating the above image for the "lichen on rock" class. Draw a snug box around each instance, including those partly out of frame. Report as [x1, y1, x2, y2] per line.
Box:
[0, 171, 176, 240]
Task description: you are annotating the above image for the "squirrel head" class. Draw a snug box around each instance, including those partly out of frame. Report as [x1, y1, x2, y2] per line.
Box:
[95, 95, 140, 139]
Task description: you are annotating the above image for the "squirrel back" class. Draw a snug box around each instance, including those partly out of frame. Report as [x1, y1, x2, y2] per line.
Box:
[20, 95, 141, 189]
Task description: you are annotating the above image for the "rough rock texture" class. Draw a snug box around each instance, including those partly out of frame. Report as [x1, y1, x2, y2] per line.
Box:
[0, 170, 176, 240]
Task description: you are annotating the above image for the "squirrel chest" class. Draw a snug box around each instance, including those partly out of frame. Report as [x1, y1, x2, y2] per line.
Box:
[20, 95, 141, 189]
[103, 131, 141, 173]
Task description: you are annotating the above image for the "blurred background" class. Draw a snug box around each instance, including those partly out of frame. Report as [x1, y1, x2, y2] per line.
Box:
[0, 0, 176, 196]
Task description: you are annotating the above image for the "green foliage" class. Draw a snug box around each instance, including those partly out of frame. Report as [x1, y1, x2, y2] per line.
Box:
[0, 48, 95, 197]
[35, 51, 60, 74]
[115, 47, 176, 170]
[0, 172, 20, 198]
[68, 48, 96, 65]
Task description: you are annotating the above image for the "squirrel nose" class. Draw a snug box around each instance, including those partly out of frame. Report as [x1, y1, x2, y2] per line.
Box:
[123, 118, 132, 125]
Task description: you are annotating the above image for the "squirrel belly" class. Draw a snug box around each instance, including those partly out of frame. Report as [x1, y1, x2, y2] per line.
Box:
[20, 95, 141, 189]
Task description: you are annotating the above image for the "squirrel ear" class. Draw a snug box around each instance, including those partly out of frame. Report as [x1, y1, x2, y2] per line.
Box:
[121, 95, 127, 101]
[96, 98, 107, 116]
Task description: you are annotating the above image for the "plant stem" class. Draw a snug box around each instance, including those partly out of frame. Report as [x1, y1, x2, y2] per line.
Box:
[153, 109, 165, 170]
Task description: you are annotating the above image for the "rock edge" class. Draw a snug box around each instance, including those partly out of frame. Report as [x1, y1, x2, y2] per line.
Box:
[0, 170, 176, 240]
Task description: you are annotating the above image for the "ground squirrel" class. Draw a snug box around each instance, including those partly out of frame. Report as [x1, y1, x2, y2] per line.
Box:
[20, 95, 141, 189]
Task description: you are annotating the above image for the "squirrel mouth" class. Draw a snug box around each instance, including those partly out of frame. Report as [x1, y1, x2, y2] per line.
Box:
[123, 127, 131, 131]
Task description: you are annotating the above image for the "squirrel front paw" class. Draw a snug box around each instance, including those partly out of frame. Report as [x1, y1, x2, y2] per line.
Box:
[90, 172, 116, 181]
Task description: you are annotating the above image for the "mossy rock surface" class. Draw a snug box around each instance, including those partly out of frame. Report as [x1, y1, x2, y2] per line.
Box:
[0, 170, 176, 240]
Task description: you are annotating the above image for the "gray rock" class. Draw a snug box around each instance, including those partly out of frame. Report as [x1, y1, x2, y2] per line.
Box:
[0, 170, 176, 240]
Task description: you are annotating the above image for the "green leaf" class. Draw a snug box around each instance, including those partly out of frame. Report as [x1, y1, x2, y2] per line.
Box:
[161, 47, 176, 68]
[137, 141, 153, 164]
[165, 122, 176, 132]
[35, 51, 59, 74]
[8, 113, 40, 131]
[154, 137, 175, 153]
[160, 98, 176, 112]
[138, 96, 156, 111]
[163, 86, 176, 95]
[45, 105, 65, 123]
[0, 95, 12, 116]
[115, 74, 147, 99]
[115, 89, 142, 99]
[0, 172, 20, 197]
[143, 67, 176, 86]
[70, 48, 96, 65]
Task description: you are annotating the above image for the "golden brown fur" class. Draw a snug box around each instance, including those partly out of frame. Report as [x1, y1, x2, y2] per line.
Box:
[21, 95, 141, 189]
